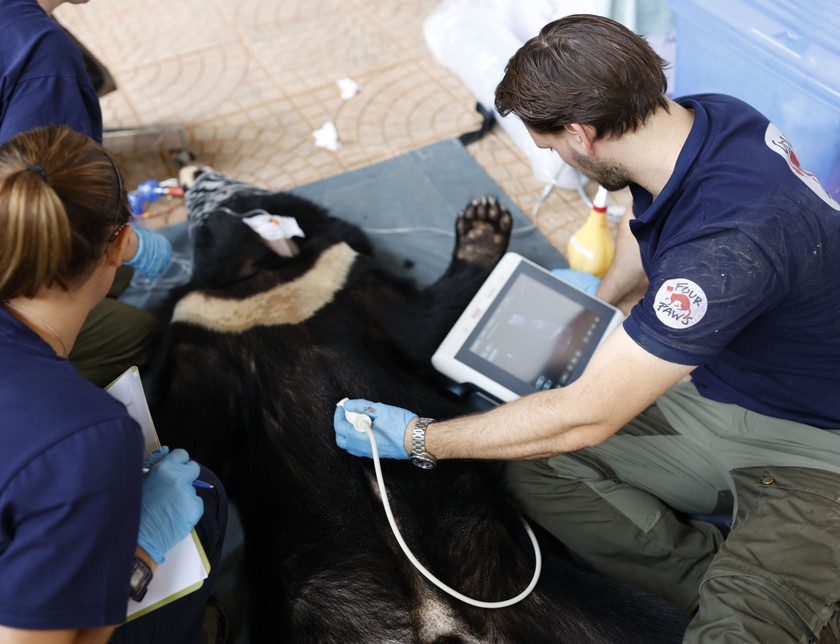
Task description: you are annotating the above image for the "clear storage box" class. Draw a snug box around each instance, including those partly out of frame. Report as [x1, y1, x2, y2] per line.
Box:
[671, 0, 840, 198]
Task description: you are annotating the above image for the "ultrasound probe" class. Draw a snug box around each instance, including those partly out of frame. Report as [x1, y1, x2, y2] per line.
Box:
[337, 399, 542, 609]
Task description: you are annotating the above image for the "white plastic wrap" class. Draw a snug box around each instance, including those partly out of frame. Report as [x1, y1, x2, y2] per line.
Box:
[503, 0, 613, 42]
[423, 0, 675, 186]
[423, 0, 609, 186]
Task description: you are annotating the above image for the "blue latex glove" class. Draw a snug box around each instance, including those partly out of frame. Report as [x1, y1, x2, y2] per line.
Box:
[125, 224, 173, 279]
[334, 399, 415, 460]
[551, 268, 602, 296]
[143, 445, 169, 469]
[138, 447, 204, 564]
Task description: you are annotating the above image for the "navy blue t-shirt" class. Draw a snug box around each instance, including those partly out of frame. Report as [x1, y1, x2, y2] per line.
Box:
[0, 309, 143, 629]
[0, 0, 102, 143]
[624, 94, 840, 429]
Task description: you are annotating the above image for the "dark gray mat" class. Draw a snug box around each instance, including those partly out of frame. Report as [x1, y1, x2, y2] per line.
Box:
[121, 138, 565, 313]
[291, 137, 566, 287]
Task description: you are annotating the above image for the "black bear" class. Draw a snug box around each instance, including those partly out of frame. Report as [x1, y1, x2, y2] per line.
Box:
[151, 170, 688, 643]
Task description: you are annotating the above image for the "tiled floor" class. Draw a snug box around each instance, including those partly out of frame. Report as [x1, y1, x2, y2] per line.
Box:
[54, 0, 623, 260]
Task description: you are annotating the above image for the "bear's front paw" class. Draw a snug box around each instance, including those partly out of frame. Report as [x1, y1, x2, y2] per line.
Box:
[454, 195, 512, 269]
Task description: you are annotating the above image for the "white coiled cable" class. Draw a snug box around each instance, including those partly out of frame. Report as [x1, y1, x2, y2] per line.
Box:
[340, 401, 542, 609]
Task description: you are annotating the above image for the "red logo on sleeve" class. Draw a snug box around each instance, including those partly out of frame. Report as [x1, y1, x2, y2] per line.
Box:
[653, 279, 708, 329]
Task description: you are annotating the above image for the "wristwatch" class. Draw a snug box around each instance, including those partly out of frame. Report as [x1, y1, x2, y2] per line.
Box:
[129, 556, 154, 602]
[409, 417, 437, 470]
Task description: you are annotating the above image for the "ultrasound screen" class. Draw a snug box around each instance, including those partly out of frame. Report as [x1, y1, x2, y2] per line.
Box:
[454, 263, 615, 397]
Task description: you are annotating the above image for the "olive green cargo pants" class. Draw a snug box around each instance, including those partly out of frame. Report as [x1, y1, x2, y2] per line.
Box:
[68, 266, 157, 387]
[505, 381, 840, 642]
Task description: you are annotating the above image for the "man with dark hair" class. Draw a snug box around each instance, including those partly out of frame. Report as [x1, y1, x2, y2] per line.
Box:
[334, 14, 840, 642]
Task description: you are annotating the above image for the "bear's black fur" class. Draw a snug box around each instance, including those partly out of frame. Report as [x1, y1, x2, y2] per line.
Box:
[151, 176, 688, 643]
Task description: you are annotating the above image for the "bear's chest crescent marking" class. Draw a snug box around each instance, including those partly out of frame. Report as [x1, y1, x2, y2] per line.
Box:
[171, 243, 358, 332]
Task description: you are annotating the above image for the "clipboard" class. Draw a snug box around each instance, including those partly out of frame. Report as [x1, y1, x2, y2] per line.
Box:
[106, 366, 211, 620]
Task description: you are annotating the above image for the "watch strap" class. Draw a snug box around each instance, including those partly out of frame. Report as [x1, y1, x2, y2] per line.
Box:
[410, 417, 437, 469]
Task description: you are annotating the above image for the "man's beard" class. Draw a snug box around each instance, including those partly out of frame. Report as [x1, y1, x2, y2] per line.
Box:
[570, 150, 632, 192]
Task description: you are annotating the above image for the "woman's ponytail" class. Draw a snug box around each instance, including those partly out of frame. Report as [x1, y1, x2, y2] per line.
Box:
[0, 126, 130, 300]
[0, 165, 73, 298]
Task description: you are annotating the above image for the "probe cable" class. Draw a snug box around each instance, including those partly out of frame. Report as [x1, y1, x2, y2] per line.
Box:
[341, 403, 543, 609]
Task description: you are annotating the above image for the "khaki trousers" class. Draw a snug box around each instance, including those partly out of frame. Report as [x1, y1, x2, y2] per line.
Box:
[505, 382, 840, 642]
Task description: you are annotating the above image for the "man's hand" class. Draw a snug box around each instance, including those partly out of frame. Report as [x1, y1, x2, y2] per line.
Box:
[334, 399, 415, 459]
[551, 268, 601, 295]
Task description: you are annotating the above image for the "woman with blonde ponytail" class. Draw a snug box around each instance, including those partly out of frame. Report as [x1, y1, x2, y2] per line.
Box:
[0, 127, 135, 351]
[0, 126, 227, 644]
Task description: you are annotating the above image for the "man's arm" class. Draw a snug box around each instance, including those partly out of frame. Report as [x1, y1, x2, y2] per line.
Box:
[595, 211, 647, 307]
[417, 325, 695, 461]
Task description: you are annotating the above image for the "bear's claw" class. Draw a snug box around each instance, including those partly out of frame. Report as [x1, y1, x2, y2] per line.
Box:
[454, 195, 512, 269]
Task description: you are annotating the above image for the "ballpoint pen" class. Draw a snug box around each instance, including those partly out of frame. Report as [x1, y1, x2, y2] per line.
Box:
[141, 467, 214, 489]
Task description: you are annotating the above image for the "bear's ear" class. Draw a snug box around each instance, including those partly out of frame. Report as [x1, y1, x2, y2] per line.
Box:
[191, 210, 274, 286]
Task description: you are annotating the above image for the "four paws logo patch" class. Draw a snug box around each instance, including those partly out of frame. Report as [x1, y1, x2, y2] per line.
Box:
[653, 279, 708, 329]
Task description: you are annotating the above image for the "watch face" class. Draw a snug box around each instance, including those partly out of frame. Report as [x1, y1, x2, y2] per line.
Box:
[130, 565, 149, 587]
[410, 454, 436, 470]
[129, 558, 153, 601]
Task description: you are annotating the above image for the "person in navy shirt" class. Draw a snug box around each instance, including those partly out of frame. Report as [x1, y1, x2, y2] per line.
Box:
[331, 14, 840, 642]
[0, 0, 174, 387]
[0, 0, 102, 143]
[0, 126, 226, 643]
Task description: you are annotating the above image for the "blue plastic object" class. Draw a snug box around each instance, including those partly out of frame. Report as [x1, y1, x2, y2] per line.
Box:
[128, 179, 171, 215]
